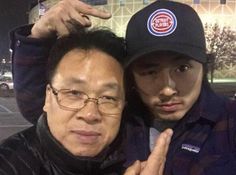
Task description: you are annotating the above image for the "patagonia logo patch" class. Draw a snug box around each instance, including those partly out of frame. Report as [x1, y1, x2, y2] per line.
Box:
[147, 9, 177, 37]
[181, 144, 200, 153]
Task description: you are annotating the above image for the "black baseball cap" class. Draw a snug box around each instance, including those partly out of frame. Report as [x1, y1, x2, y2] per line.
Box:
[125, 0, 207, 67]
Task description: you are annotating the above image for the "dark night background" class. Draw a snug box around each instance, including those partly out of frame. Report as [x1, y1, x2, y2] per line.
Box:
[0, 0, 33, 61]
[0, 0, 104, 62]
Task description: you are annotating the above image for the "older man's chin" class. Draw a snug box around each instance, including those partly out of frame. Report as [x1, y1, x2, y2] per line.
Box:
[63, 138, 107, 157]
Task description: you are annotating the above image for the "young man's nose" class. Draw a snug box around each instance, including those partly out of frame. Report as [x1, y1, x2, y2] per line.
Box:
[158, 71, 177, 96]
[76, 101, 102, 123]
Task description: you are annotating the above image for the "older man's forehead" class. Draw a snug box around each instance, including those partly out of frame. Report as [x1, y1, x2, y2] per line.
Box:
[54, 76, 120, 90]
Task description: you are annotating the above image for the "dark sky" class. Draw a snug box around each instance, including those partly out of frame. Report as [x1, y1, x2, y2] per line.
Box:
[0, 0, 31, 61]
[0, 0, 107, 61]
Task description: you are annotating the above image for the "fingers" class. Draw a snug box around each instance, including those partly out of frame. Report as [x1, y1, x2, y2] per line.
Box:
[158, 128, 173, 159]
[71, 0, 111, 19]
[151, 128, 173, 158]
[68, 7, 92, 27]
[142, 128, 173, 175]
[124, 129, 173, 175]
[54, 19, 74, 38]
[30, 0, 111, 39]
[124, 160, 141, 175]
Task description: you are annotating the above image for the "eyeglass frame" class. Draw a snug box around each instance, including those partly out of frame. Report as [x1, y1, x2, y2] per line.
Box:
[48, 84, 124, 115]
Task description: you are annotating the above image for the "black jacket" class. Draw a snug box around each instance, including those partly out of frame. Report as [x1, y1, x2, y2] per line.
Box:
[0, 116, 126, 175]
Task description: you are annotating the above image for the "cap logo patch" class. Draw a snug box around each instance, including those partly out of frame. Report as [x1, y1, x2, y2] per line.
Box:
[147, 9, 177, 37]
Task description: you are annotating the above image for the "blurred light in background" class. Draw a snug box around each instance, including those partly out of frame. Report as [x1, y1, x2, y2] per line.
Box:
[143, 0, 149, 5]
[220, 0, 226, 5]
[193, 0, 200, 4]
[120, 0, 125, 6]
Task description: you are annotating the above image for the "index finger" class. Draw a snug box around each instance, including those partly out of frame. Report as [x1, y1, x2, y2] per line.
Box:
[71, 0, 112, 19]
[144, 129, 173, 174]
[124, 160, 141, 175]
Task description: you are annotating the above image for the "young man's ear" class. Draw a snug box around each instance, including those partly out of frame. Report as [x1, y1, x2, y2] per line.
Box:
[43, 84, 51, 112]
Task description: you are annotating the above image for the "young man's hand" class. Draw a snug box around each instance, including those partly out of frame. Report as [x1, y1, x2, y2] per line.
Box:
[30, 0, 111, 39]
[124, 128, 173, 175]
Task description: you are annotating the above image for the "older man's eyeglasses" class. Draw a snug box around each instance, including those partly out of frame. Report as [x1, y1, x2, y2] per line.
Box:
[49, 85, 123, 115]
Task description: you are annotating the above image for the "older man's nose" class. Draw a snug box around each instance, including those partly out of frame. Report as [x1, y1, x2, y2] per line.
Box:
[76, 101, 102, 123]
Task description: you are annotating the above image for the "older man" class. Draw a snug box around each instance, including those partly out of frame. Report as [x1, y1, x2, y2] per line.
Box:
[2, 21, 172, 175]
[0, 28, 127, 174]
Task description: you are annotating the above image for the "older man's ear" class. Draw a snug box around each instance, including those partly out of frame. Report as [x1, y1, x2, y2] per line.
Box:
[43, 84, 52, 112]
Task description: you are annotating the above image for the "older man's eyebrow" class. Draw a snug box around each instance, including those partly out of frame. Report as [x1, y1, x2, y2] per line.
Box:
[66, 77, 86, 85]
[64, 78, 120, 91]
[102, 83, 119, 91]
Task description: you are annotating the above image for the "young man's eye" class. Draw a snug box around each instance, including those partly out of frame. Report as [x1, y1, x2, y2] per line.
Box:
[176, 65, 191, 72]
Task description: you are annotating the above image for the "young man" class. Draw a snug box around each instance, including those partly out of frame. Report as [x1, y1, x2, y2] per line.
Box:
[9, 0, 236, 174]
[124, 1, 236, 174]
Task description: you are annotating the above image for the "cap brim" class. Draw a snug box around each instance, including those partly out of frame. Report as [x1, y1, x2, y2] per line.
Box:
[125, 43, 206, 68]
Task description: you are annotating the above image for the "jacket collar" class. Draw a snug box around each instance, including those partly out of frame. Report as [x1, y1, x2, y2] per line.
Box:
[184, 86, 226, 125]
[36, 115, 125, 174]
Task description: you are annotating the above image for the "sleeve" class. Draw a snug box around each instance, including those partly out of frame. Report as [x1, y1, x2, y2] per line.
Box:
[10, 25, 56, 124]
[229, 100, 236, 150]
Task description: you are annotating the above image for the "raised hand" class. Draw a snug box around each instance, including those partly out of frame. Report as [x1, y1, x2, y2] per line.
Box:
[124, 128, 173, 175]
[30, 0, 111, 38]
